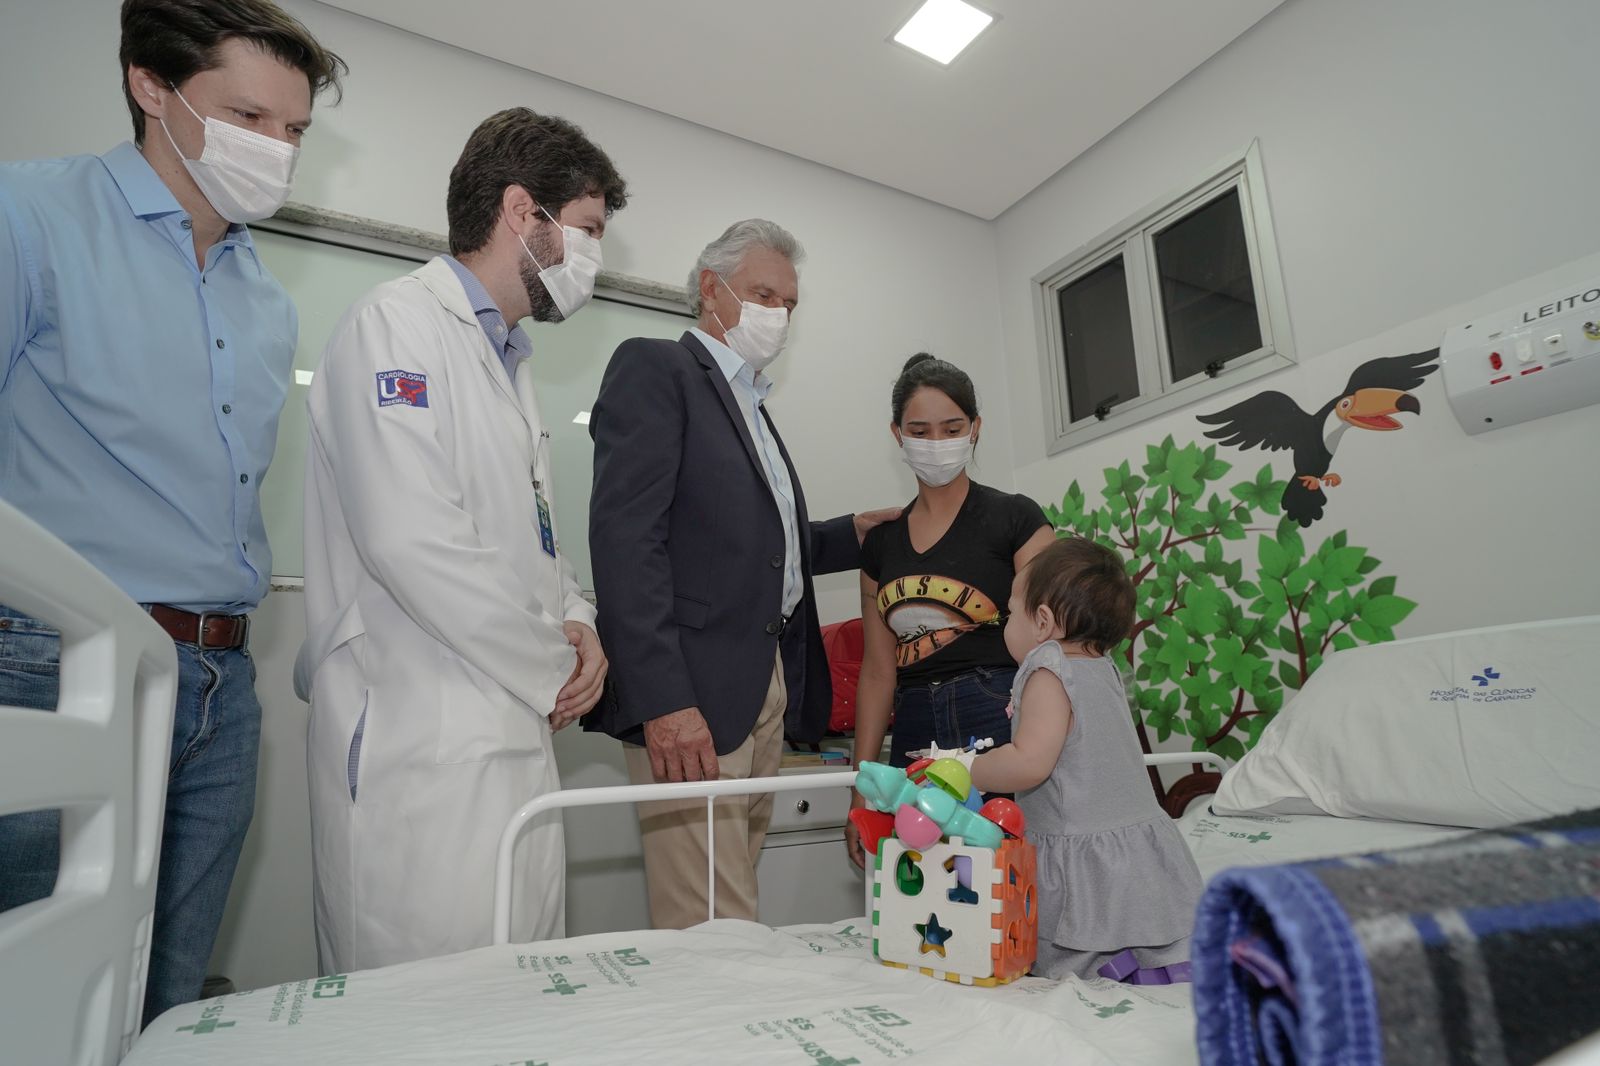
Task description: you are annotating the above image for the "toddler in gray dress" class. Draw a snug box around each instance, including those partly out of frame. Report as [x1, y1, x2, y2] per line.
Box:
[972, 537, 1203, 982]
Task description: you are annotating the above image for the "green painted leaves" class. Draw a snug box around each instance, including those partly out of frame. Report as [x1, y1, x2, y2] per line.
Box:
[1042, 437, 1417, 755]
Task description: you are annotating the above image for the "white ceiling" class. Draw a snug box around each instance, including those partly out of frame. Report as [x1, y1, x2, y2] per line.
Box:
[320, 0, 1286, 220]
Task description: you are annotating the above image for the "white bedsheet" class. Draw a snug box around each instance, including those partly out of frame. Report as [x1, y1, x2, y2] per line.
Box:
[1176, 801, 1472, 883]
[128, 919, 1196, 1066]
[125, 811, 1472, 1065]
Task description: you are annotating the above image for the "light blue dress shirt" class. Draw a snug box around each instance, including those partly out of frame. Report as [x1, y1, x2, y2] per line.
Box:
[442, 255, 531, 380]
[0, 143, 297, 612]
[691, 327, 802, 617]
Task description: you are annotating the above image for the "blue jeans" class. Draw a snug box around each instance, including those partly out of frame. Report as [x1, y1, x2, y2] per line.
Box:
[888, 666, 1017, 769]
[0, 606, 260, 1028]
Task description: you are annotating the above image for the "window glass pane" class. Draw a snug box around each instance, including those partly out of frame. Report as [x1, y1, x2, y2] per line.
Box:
[1154, 187, 1262, 382]
[1058, 257, 1139, 424]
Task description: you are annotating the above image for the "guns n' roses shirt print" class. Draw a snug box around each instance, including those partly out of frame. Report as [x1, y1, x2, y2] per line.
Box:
[861, 483, 1050, 684]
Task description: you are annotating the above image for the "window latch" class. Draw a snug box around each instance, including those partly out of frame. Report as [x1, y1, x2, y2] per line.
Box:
[1093, 394, 1121, 421]
[1204, 360, 1226, 378]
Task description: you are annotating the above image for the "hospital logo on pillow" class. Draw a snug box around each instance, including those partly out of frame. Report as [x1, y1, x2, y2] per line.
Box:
[1429, 666, 1536, 704]
[376, 370, 429, 408]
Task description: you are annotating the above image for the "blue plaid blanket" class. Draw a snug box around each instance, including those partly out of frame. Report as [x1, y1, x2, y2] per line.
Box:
[1193, 808, 1600, 1066]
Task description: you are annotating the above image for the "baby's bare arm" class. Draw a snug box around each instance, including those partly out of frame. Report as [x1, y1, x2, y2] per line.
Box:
[971, 670, 1073, 793]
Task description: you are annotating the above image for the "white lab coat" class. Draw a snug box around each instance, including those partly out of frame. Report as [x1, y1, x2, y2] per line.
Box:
[297, 256, 593, 975]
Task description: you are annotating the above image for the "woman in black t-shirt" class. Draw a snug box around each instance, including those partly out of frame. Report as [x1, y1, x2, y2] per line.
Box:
[846, 354, 1055, 868]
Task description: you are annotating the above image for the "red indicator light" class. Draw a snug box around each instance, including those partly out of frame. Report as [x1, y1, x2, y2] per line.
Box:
[1489, 352, 1503, 370]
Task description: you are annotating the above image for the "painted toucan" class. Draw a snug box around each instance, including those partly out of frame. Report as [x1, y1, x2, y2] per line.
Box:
[1196, 349, 1439, 527]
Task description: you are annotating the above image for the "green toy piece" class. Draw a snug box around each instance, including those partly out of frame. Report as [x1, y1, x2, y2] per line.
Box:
[923, 758, 972, 802]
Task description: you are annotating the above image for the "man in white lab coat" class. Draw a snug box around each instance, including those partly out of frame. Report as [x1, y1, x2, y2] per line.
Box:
[298, 108, 627, 973]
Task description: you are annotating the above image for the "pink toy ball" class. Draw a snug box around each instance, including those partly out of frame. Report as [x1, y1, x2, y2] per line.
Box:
[979, 797, 1026, 838]
[894, 803, 944, 850]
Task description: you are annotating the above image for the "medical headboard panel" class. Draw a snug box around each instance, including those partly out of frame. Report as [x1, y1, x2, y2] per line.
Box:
[1440, 274, 1600, 435]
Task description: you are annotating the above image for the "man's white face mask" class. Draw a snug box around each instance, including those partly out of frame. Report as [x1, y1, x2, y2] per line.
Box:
[517, 205, 602, 321]
[713, 273, 789, 372]
[159, 85, 298, 224]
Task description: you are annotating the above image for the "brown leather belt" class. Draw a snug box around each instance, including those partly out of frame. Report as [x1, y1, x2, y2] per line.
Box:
[145, 604, 251, 650]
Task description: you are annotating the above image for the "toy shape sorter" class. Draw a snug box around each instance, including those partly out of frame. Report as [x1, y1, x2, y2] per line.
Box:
[851, 758, 1038, 986]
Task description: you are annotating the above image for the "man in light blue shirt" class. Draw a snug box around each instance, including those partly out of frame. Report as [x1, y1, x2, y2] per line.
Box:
[0, 0, 344, 1027]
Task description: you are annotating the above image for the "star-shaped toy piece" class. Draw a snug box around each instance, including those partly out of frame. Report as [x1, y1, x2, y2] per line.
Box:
[915, 913, 953, 957]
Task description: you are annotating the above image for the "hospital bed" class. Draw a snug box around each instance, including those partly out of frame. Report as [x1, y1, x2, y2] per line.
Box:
[69, 779, 1586, 1066]
[123, 763, 1218, 1066]
[5, 491, 1594, 1063]
[115, 609, 1600, 1066]
[108, 744, 1521, 1066]
[118, 755, 1576, 1066]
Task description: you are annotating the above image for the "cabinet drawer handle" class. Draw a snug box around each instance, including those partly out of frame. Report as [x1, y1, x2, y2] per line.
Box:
[795, 799, 810, 814]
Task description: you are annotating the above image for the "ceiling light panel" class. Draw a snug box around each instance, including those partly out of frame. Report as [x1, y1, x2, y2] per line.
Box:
[893, 0, 995, 65]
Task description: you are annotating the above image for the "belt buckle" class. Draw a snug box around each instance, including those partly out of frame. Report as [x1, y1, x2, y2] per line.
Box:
[194, 610, 248, 650]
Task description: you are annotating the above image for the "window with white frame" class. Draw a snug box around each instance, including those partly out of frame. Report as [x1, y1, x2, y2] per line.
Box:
[1034, 141, 1293, 454]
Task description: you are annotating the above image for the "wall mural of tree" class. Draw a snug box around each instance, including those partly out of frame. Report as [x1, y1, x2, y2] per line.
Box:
[1042, 435, 1418, 806]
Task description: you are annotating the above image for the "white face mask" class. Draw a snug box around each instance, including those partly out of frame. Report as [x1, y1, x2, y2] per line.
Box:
[159, 87, 298, 224]
[518, 206, 602, 321]
[901, 432, 974, 487]
[713, 274, 789, 373]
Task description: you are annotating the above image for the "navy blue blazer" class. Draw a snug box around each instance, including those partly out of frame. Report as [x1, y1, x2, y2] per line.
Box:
[585, 331, 860, 755]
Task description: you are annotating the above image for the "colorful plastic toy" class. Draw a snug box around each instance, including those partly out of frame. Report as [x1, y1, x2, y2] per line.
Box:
[945, 855, 979, 905]
[894, 803, 943, 850]
[923, 758, 971, 802]
[855, 761, 922, 813]
[895, 850, 925, 896]
[913, 785, 1002, 849]
[855, 762, 1002, 849]
[855, 760, 1039, 986]
[847, 807, 895, 856]
[871, 836, 1038, 986]
[978, 797, 1026, 838]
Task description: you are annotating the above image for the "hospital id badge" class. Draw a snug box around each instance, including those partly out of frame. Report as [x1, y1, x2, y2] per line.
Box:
[535, 490, 557, 558]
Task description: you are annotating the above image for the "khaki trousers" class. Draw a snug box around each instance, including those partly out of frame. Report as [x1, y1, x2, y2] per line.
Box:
[624, 652, 787, 929]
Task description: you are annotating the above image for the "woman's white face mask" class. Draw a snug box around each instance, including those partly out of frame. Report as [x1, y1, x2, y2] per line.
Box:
[900, 431, 974, 487]
[159, 86, 299, 224]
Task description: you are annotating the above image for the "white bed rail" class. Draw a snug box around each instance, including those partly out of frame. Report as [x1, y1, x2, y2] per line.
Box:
[1144, 751, 1228, 776]
[493, 773, 854, 943]
[0, 499, 179, 1065]
[492, 750, 1231, 945]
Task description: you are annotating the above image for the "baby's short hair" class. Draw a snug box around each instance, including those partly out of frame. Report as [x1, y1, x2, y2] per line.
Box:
[1021, 537, 1135, 656]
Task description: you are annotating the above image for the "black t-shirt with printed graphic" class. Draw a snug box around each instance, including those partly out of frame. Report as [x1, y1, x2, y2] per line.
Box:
[861, 481, 1051, 686]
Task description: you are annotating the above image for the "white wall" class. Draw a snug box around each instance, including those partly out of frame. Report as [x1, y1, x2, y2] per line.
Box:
[0, 0, 1011, 991]
[995, 0, 1600, 645]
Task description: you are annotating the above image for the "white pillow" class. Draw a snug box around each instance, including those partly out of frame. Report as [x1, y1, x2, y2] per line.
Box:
[1212, 615, 1600, 828]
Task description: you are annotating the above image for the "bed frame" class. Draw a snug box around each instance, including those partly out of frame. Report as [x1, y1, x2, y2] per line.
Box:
[0, 499, 180, 1066]
[491, 750, 1227, 942]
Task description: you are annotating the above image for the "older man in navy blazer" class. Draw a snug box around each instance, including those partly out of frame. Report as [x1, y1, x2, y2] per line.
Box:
[587, 219, 894, 928]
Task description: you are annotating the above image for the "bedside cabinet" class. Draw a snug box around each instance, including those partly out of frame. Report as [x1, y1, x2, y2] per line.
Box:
[755, 765, 865, 926]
